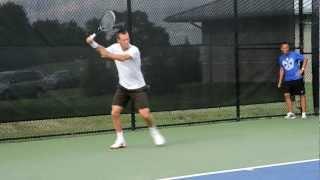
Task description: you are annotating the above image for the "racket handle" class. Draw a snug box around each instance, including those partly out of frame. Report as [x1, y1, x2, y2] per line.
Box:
[90, 33, 96, 39]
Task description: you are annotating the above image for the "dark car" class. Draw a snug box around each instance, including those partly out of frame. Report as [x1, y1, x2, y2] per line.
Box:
[0, 70, 46, 100]
[45, 70, 80, 90]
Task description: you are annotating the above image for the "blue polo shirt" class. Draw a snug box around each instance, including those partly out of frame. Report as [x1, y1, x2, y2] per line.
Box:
[278, 51, 304, 82]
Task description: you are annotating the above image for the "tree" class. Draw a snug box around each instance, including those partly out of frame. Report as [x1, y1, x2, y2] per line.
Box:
[0, 2, 90, 71]
[32, 20, 85, 46]
[0, 2, 33, 46]
[130, 11, 170, 52]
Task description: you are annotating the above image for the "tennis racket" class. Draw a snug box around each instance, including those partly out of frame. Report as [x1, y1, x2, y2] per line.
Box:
[91, 10, 124, 38]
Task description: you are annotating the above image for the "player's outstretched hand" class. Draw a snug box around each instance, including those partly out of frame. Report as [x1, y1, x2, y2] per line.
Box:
[86, 34, 100, 49]
[277, 82, 281, 89]
[86, 34, 96, 44]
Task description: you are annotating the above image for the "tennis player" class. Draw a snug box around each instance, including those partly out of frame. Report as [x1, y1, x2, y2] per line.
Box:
[86, 29, 166, 149]
[277, 42, 308, 119]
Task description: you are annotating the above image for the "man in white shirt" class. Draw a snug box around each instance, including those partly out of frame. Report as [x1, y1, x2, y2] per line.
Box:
[86, 29, 166, 149]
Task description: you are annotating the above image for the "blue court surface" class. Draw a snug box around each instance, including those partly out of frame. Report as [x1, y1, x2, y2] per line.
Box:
[161, 159, 320, 180]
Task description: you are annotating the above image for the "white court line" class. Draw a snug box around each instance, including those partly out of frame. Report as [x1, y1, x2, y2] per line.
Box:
[159, 159, 320, 180]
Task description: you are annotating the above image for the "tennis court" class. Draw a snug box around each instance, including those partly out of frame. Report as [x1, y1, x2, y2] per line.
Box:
[0, 116, 318, 180]
[0, 0, 319, 179]
[163, 159, 319, 180]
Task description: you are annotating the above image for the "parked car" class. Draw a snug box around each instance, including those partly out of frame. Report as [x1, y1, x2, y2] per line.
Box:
[0, 70, 46, 100]
[45, 70, 80, 90]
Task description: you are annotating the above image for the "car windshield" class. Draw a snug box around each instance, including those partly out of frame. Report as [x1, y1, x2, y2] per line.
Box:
[13, 72, 43, 83]
[51, 71, 68, 78]
[0, 73, 14, 83]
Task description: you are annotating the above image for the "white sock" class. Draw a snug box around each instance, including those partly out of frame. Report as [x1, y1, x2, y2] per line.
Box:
[287, 112, 293, 115]
[149, 126, 158, 135]
[302, 112, 306, 116]
[116, 131, 124, 141]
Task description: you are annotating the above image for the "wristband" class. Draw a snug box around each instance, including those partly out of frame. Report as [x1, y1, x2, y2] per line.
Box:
[89, 41, 99, 49]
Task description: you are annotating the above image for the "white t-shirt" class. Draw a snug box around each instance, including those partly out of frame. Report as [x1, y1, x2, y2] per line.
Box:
[106, 43, 146, 90]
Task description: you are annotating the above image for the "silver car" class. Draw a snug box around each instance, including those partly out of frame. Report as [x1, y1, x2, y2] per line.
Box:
[0, 70, 46, 100]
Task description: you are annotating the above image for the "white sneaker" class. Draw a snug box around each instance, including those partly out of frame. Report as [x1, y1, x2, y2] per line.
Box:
[149, 127, 166, 146]
[302, 113, 307, 119]
[285, 112, 296, 119]
[110, 138, 127, 149]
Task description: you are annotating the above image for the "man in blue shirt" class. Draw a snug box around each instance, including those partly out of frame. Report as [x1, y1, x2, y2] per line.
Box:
[277, 42, 308, 119]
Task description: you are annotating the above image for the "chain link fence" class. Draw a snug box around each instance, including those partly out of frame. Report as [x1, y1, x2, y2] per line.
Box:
[0, 0, 317, 141]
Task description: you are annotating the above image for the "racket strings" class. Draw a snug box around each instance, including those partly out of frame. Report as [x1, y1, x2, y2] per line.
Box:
[100, 11, 116, 32]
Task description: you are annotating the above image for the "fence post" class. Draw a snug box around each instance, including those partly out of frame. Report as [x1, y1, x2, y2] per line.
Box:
[127, 0, 136, 130]
[127, 0, 133, 40]
[233, 0, 240, 121]
[299, 0, 304, 53]
[312, 0, 319, 115]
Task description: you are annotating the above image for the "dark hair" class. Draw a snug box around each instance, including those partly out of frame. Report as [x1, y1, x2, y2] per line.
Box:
[280, 41, 289, 47]
[116, 28, 128, 39]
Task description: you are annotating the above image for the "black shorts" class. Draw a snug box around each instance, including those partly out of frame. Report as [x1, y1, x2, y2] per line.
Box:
[282, 79, 306, 96]
[112, 85, 149, 110]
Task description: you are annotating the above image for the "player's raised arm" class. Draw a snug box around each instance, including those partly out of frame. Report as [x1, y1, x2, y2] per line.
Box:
[96, 46, 131, 61]
[85, 34, 131, 61]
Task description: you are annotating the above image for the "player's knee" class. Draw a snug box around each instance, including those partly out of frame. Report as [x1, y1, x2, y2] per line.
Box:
[111, 109, 121, 118]
[141, 113, 150, 120]
[139, 108, 151, 119]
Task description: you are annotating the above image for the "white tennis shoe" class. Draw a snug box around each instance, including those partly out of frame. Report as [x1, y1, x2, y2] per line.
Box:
[285, 112, 296, 119]
[302, 112, 307, 119]
[110, 138, 127, 149]
[149, 127, 166, 146]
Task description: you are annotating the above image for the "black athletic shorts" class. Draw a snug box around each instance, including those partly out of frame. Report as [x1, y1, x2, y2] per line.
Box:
[282, 79, 306, 95]
[112, 85, 149, 110]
